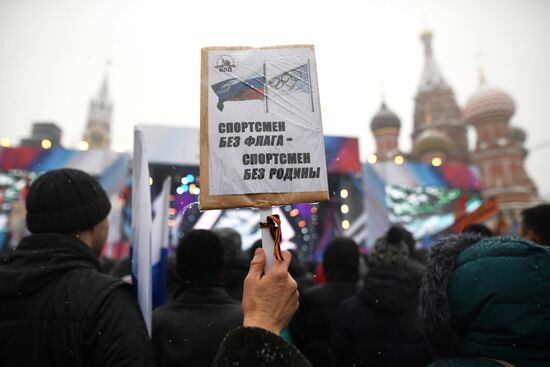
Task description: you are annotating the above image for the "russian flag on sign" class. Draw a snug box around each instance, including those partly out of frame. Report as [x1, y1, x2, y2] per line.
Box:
[211, 76, 266, 111]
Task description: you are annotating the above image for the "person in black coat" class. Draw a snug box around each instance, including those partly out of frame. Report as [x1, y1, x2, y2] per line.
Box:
[293, 237, 360, 367]
[214, 227, 249, 302]
[0, 169, 153, 367]
[152, 229, 243, 367]
[331, 227, 431, 367]
[288, 249, 315, 294]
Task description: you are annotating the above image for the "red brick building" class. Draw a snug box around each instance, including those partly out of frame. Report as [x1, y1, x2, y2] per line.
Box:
[463, 76, 537, 211]
[368, 30, 539, 228]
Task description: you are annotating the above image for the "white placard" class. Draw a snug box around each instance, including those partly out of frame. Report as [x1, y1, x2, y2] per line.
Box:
[205, 46, 328, 196]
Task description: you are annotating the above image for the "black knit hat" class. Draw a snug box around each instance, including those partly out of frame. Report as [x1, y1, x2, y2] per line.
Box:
[176, 229, 225, 281]
[323, 237, 359, 282]
[26, 168, 111, 234]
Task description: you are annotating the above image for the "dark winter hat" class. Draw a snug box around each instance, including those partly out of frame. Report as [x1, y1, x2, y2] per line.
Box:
[176, 229, 225, 281]
[214, 227, 242, 257]
[521, 204, 550, 245]
[26, 168, 111, 234]
[323, 237, 359, 281]
[390, 225, 416, 255]
[368, 226, 410, 268]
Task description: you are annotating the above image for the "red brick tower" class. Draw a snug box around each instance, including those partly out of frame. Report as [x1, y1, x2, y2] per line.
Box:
[463, 75, 537, 211]
[82, 65, 113, 149]
[412, 30, 469, 164]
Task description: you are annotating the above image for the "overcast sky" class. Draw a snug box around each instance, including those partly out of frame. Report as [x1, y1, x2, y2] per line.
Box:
[1, 0, 549, 196]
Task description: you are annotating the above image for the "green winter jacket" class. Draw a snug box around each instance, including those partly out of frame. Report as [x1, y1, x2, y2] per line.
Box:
[429, 358, 520, 367]
[429, 237, 550, 367]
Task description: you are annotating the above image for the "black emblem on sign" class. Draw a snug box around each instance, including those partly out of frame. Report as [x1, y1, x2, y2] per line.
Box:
[214, 55, 236, 73]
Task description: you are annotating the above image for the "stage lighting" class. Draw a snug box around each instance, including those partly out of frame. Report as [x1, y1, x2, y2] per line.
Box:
[394, 155, 405, 165]
[41, 139, 52, 149]
[432, 157, 443, 167]
[77, 141, 89, 151]
[0, 138, 11, 147]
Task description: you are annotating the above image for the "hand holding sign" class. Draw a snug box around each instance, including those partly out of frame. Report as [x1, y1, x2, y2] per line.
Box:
[242, 247, 299, 335]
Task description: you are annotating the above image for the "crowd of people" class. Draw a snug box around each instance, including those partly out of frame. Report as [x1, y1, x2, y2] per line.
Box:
[1, 168, 550, 367]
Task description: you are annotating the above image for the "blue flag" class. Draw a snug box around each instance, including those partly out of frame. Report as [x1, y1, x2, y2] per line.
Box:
[151, 176, 170, 308]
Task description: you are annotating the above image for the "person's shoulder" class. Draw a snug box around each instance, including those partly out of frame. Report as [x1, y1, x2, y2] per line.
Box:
[66, 266, 122, 284]
[300, 283, 327, 305]
[61, 267, 126, 303]
[337, 293, 360, 311]
[152, 301, 180, 324]
[68, 269, 133, 321]
[303, 283, 328, 296]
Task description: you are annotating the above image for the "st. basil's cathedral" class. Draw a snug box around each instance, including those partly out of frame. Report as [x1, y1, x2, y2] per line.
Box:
[368, 30, 539, 230]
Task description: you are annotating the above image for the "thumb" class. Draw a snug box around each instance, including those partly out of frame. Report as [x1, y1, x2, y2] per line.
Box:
[247, 247, 266, 280]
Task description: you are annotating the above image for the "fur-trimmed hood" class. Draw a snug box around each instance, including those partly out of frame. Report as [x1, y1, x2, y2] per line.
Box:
[420, 235, 550, 365]
[419, 234, 482, 357]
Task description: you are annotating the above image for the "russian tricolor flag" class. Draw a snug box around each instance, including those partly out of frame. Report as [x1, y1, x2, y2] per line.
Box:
[131, 128, 170, 335]
[211, 76, 265, 111]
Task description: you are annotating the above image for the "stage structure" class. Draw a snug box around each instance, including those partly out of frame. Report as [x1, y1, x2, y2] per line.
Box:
[363, 161, 484, 247]
[142, 125, 363, 262]
[0, 127, 363, 261]
[0, 146, 129, 251]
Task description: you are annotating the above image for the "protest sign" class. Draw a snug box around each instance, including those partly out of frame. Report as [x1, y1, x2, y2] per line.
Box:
[200, 45, 329, 210]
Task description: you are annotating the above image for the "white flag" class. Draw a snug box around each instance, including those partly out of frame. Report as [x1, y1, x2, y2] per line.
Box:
[131, 128, 152, 335]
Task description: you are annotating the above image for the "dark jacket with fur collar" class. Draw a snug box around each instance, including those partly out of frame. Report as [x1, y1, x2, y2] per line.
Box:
[420, 235, 550, 367]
